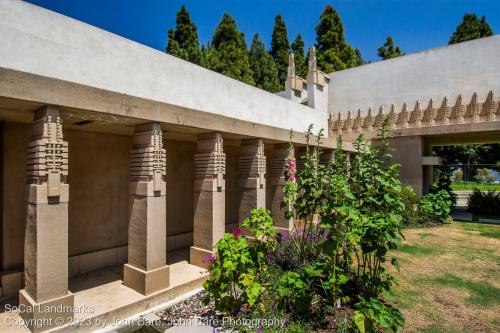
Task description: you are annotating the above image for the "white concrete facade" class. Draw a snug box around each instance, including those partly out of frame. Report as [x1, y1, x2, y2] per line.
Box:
[0, 0, 327, 135]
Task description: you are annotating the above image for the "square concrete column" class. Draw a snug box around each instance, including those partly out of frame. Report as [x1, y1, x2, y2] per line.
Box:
[19, 106, 74, 332]
[190, 132, 226, 269]
[238, 139, 266, 222]
[270, 143, 294, 232]
[124, 123, 170, 295]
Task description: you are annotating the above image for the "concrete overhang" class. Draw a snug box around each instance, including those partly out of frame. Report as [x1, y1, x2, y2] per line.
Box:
[422, 156, 443, 166]
[0, 0, 343, 149]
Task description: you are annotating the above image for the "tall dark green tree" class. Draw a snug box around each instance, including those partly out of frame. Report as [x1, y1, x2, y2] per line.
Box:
[165, 5, 201, 64]
[249, 33, 280, 92]
[378, 36, 404, 60]
[315, 5, 363, 73]
[291, 34, 307, 78]
[205, 13, 254, 85]
[449, 13, 493, 44]
[271, 15, 290, 86]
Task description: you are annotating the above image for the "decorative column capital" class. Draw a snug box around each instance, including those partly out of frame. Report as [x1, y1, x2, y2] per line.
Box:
[239, 138, 266, 189]
[194, 132, 226, 191]
[129, 123, 166, 196]
[26, 106, 68, 204]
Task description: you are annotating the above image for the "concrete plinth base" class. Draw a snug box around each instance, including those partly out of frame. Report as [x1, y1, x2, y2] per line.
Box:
[189, 246, 214, 270]
[19, 289, 74, 333]
[123, 264, 170, 296]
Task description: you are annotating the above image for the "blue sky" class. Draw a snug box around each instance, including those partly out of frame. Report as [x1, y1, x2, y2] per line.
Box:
[25, 0, 499, 63]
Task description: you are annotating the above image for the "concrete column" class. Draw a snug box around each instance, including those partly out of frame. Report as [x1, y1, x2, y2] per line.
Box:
[238, 139, 266, 222]
[124, 123, 170, 295]
[387, 136, 425, 196]
[19, 106, 74, 332]
[190, 132, 226, 269]
[270, 143, 293, 232]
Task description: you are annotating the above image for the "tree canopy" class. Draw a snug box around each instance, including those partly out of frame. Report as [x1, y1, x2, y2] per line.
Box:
[378, 36, 404, 60]
[315, 5, 364, 73]
[291, 34, 307, 78]
[249, 33, 281, 92]
[271, 15, 290, 87]
[449, 13, 493, 44]
[205, 13, 254, 85]
[166, 5, 201, 64]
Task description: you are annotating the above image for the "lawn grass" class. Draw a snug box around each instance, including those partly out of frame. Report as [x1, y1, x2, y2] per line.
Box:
[388, 221, 500, 333]
[451, 182, 500, 191]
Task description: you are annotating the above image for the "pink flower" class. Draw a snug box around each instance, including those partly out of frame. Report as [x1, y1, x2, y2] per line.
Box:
[288, 158, 296, 182]
[232, 228, 244, 239]
[208, 254, 217, 263]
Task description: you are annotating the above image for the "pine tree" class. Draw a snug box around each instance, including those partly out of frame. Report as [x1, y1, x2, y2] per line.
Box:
[249, 33, 280, 92]
[271, 15, 290, 86]
[291, 34, 307, 78]
[206, 13, 254, 85]
[315, 5, 363, 73]
[165, 5, 201, 64]
[378, 36, 404, 60]
[449, 13, 493, 44]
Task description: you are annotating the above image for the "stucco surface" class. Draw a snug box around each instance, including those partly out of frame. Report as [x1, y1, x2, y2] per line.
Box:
[329, 35, 500, 114]
[0, 0, 327, 134]
[165, 140, 195, 237]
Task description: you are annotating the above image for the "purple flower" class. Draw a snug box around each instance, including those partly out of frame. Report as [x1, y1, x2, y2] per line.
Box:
[281, 231, 289, 241]
[236, 307, 243, 317]
[256, 328, 262, 333]
[232, 228, 244, 239]
[201, 256, 207, 264]
[208, 254, 217, 263]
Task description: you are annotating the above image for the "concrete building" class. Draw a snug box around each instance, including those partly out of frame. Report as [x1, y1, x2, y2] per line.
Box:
[0, 1, 498, 332]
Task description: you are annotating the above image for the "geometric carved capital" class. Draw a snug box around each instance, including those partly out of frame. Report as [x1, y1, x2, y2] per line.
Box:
[26, 106, 68, 201]
[194, 132, 226, 191]
[129, 123, 166, 196]
[239, 138, 266, 189]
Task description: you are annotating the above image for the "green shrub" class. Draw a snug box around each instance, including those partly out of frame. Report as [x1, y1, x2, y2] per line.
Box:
[203, 120, 406, 332]
[203, 208, 275, 314]
[429, 167, 456, 209]
[400, 186, 419, 225]
[418, 190, 452, 224]
[353, 297, 404, 333]
[467, 189, 500, 217]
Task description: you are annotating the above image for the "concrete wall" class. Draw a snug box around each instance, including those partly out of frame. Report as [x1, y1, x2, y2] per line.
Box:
[165, 140, 195, 237]
[0, 0, 327, 135]
[329, 35, 500, 115]
[66, 130, 130, 256]
[386, 136, 425, 196]
[225, 145, 240, 226]
[2, 122, 30, 270]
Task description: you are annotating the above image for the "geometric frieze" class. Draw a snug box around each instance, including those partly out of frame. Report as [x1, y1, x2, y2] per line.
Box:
[330, 91, 499, 137]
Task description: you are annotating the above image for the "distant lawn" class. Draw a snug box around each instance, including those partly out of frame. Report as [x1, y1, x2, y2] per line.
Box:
[452, 182, 500, 191]
[387, 221, 500, 333]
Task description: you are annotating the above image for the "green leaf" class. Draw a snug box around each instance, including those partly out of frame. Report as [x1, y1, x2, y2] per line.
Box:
[353, 312, 366, 333]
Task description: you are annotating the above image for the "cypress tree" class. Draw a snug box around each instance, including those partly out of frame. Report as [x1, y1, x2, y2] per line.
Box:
[165, 5, 201, 64]
[291, 34, 307, 77]
[315, 5, 363, 73]
[378, 36, 404, 60]
[449, 13, 493, 44]
[206, 13, 254, 85]
[249, 33, 281, 92]
[271, 15, 290, 86]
